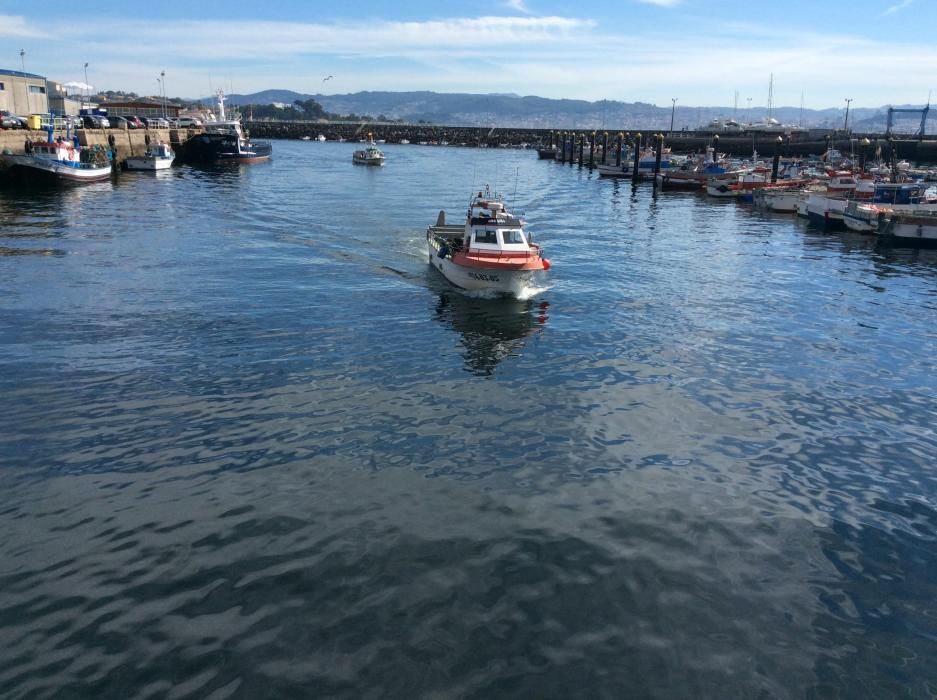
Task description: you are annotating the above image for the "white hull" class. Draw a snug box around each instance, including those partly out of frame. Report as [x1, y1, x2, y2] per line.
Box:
[753, 189, 802, 212]
[125, 155, 174, 171]
[428, 238, 537, 296]
[0, 154, 111, 182]
[884, 217, 937, 244]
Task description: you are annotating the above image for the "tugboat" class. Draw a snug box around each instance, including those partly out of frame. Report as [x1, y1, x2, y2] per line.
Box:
[181, 90, 272, 164]
[0, 128, 111, 184]
[352, 134, 385, 166]
[426, 186, 551, 296]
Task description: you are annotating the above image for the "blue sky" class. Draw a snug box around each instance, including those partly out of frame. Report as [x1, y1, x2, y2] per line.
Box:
[2, 0, 933, 109]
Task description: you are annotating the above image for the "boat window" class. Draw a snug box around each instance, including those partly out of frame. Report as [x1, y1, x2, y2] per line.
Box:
[475, 230, 497, 244]
[501, 229, 525, 244]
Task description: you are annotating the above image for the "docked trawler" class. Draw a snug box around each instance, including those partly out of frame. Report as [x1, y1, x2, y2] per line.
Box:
[426, 187, 551, 296]
[184, 90, 272, 164]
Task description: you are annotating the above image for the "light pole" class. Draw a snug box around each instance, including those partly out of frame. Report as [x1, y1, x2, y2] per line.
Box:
[669, 97, 677, 135]
[843, 98, 853, 134]
[83, 62, 89, 114]
[160, 70, 166, 119]
[746, 97, 752, 125]
[21, 49, 31, 115]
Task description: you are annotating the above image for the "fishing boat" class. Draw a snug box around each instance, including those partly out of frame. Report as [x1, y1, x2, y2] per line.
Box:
[426, 187, 551, 296]
[124, 142, 175, 171]
[537, 145, 557, 160]
[879, 210, 937, 247]
[0, 133, 111, 184]
[183, 90, 272, 164]
[352, 137, 385, 166]
[316, 134, 326, 142]
[843, 183, 936, 233]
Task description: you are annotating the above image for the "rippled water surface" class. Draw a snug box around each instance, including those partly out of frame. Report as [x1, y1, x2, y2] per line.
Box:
[2, 142, 937, 699]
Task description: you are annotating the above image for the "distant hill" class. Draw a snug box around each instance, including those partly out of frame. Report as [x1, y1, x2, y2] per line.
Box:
[214, 89, 929, 133]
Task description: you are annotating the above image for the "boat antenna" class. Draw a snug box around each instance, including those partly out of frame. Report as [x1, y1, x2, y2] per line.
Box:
[512, 166, 519, 209]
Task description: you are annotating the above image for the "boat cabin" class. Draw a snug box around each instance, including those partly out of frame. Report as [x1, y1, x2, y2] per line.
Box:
[27, 138, 81, 165]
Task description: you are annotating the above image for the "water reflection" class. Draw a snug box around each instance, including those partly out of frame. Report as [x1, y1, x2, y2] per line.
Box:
[434, 291, 549, 375]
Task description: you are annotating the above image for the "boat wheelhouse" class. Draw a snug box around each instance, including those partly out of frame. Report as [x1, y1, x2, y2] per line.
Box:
[0, 134, 112, 184]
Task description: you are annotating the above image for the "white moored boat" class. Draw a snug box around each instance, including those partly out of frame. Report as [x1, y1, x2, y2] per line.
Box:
[0, 135, 111, 184]
[426, 187, 551, 296]
[124, 142, 175, 171]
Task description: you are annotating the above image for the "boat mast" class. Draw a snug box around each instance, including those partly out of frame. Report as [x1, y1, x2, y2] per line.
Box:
[767, 74, 774, 121]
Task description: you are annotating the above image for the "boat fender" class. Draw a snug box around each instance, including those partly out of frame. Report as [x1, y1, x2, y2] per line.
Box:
[542, 258, 552, 270]
[108, 134, 116, 148]
[24, 139, 33, 154]
[144, 134, 151, 146]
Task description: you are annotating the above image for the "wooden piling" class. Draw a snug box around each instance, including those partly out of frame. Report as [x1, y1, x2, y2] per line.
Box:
[578, 134, 584, 167]
[616, 132, 624, 168]
[653, 134, 663, 184]
[632, 133, 641, 182]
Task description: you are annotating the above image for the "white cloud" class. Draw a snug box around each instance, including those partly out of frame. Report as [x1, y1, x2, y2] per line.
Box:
[12, 13, 937, 108]
[634, 0, 681, 7]
[882, 0, 914, 15]
[503, 0, 533, 13]
[0, 15, 48, 38]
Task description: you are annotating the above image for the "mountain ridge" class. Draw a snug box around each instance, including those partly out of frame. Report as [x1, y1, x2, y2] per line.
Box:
[211, 89, 928, 132]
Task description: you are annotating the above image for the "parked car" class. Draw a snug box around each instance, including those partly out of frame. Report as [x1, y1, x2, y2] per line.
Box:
[173, 116, 202, 128]
[109, 116, 131, 129]
[80, 115, 111, 129]
[124, 115, 145, 129]
[0, 110, 26, 129]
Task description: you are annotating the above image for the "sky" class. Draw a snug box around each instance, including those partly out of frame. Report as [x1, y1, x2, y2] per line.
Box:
[2, 0, 934, 109]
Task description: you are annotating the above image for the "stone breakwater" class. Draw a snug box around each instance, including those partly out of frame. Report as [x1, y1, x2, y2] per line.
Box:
[245, 121, 937, 161]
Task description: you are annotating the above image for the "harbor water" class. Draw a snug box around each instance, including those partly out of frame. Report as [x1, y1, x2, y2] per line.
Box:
[1, 141, 936, 699]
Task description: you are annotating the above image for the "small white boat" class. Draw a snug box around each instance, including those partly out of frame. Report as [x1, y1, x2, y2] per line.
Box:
[352, 137, 385, 166]
[301, 135, 311, 141]
[0, 136, 112, 183]
[124, 142, 175, 171]
[753, 186, 803, 213]
[316, 134, 326, 142]
[880, 210, 937, 246]
[426, 186, 551, 296]
[399, 139, 410, 145]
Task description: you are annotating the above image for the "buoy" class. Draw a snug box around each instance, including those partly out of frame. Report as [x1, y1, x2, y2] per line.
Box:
[542, 258, 552, 270]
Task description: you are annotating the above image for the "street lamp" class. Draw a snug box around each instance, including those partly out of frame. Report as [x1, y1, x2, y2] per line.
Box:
[21, 49, 31, 115]
[160, 70, 166, 119]
[670, 97, 677, 135]
[843, 98, 853, 133]
[746, 97, 752, 125]
[83, 62, 89, 114]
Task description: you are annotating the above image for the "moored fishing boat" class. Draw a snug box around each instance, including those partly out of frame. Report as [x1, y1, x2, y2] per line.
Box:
[183, 90, 272, 164]
[0, 133, 111, 184]
[124, 142, 175, 171]
[879, 210, 937, 247]
[843, 183, 936, 233]
[426, 187, 551, 296]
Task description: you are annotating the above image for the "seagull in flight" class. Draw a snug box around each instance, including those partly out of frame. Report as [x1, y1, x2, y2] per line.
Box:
[323, 75, 333, 82]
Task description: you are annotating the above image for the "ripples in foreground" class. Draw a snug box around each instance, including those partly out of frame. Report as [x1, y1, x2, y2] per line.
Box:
[1, 142, 936, 699]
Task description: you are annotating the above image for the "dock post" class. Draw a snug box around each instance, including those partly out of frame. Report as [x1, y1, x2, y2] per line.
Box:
[602, 131, 608, 165]
[559, 132, 566, 163]
[616, 132, 624, 167]
[631, 133, 641, 182]
[653, 133, 663, 187]
[578, 134, 584, 167]
[771, 136, 782, 183]
[549, 130, 554, 149]
[589, 131, 596, 167]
